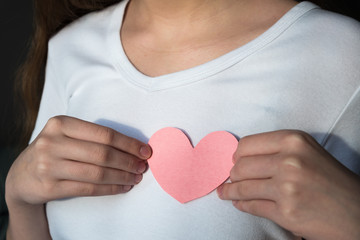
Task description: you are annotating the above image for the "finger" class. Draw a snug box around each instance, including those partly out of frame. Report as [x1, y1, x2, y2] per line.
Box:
[232, 199, 277, 220]
[230, 154, 278, 181]
[52, 159, 143, 185]
[57, 136, 147, 174]
[52, 180, 133, 199]
[218, 179, 275, 201]
[235, 130, 314, 159]
[235, 131, 283, 159]
[46, 116, 152, 159]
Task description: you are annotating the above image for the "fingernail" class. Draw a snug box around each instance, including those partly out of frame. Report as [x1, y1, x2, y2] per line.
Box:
[137, 162, 146, 173]
[217, 185, 224, 198]
[140, 145, 151, 158]
[135, 174, 143, 184]
[123, 185, 132, 191]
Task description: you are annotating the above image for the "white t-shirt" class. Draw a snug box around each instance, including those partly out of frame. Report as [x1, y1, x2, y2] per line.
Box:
[31, 0, 360, 239]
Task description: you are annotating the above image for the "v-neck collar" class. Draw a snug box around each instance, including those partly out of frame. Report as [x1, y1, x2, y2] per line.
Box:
[107, 0, 319, 92]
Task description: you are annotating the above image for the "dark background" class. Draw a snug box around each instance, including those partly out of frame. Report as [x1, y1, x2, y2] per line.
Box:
[1, 1, 33, 239]
[1, 0, 33, 148]
[0, 0, 359, 239]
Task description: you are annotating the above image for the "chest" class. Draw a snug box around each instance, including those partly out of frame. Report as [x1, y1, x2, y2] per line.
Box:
[120, 27, 268, 78]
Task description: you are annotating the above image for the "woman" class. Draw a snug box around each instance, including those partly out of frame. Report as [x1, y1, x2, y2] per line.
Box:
[5, 0, 360, 239]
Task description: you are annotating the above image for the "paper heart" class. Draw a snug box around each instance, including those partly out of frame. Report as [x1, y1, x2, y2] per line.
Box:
[148, 127, 238, 203]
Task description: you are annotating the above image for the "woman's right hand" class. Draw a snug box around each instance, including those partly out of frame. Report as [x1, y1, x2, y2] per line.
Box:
[5, 115, 151, 206]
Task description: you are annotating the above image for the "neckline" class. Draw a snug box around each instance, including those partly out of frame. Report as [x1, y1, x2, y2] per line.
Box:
[107, 1, 318, 92]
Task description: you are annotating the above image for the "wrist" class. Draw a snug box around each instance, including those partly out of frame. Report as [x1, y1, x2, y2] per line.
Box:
[7, 203, 51, 240]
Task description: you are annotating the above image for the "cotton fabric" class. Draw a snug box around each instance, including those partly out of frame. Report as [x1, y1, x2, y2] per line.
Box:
[30, 1, 360, 239]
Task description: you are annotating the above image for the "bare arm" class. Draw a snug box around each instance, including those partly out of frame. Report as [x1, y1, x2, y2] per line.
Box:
[6, 203, 50, 240]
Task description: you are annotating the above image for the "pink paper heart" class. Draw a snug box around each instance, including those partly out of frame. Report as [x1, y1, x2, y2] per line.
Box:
[148, 127, 238, 203]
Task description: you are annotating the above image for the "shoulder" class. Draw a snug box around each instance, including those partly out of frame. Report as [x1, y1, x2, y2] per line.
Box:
[269, 4, 360, 112]
[47, 1, 124, 57]
[278, 4, 360, 80]
[292, 5, 360, 49]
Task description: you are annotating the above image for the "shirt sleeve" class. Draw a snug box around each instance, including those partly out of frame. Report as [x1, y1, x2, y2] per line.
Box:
[323, 86, 360, 175]
[29, 51, 67, 143]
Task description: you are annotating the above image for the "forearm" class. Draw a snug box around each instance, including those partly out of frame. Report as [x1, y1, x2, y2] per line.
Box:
[6, 203, 51, 240]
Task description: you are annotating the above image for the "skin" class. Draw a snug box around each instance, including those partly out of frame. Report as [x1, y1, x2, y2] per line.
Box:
[6, 116, 151, 239]
[121, 0, 297, 77]
[217, 130, 360, 239]
[6, 0, 360, 239]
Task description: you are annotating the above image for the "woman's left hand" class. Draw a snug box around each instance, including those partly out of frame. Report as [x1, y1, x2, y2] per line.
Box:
[217, 130, 360, 240]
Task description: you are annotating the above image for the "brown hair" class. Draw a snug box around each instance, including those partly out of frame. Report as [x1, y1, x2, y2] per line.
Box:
[15, 0, 121, 150]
